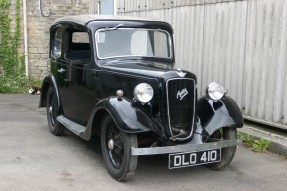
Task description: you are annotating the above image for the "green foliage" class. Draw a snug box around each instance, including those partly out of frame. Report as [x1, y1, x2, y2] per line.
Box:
[241, 133, 253, 146]
[0, 73, 27, 93]
[0, 0, 25, 93]
[251, 139, 270, 152]
[0, 0, 10, 8]
[239, 132, 271, 153]
[0, 73, 42, 93]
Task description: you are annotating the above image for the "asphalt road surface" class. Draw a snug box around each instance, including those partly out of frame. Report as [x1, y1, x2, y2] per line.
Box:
[0, 94, 286, 191]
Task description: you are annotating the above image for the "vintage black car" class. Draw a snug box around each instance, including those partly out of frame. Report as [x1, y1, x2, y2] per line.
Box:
[39, 15, 243, 181]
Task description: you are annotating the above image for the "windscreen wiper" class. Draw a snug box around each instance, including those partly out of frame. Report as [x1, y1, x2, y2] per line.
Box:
[105, 23, 124, 31]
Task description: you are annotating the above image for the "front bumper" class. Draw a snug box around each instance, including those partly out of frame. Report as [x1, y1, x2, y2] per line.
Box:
[131, 139, 242, 156]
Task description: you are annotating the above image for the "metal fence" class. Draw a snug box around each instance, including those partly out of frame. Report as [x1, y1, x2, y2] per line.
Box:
[117, 0, 287, 130]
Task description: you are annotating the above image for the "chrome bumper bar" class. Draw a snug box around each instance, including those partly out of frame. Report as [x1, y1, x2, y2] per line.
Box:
[131, 139, 242, 156]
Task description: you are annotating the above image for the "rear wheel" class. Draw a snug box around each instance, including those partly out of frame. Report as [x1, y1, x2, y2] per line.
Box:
[46, 87, 64, 136]
[101, 114, 138, 181]
[206, 127, 237, 169]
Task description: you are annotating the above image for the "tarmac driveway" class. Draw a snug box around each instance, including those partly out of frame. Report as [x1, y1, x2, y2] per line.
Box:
[0, 94, 286, 191]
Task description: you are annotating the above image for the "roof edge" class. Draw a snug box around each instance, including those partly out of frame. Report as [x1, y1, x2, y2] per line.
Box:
[52, 15, 165, 26]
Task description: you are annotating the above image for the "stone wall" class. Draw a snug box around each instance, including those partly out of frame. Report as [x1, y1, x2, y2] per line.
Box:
[26, 0, 91, 79]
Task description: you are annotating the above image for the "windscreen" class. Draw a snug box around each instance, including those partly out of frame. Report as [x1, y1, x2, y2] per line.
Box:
[96, 28, 172, 59]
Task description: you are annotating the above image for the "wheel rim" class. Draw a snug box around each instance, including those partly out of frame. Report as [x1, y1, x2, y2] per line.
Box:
[48, 95, 57, 126]
[106, 122, 124, 169]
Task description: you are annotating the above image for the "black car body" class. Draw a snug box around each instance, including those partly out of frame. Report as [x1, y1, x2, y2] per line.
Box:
[39, 15, 243, 181]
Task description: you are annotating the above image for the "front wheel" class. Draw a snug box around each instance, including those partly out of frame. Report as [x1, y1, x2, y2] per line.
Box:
[101, 115, 138, 182]
[206, 128, 237, 169]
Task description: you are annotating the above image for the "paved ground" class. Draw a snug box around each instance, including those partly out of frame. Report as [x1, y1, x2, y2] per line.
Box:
[0, 94, 286, 191]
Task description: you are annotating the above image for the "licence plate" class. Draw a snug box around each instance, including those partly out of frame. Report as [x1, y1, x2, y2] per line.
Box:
[169, 149, 221, 169]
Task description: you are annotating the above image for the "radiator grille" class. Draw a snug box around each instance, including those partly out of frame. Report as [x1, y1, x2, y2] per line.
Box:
[166, 78, 196, 140]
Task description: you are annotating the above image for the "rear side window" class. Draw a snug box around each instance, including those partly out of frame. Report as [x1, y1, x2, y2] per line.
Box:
[51, 27, 63, 58]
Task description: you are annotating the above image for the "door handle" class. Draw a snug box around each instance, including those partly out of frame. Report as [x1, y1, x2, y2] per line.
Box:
[57, 68, 66, 73]
[91, 69, 100, 77]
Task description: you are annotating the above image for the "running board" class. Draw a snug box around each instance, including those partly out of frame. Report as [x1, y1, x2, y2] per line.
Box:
[57, 115, 86, 137]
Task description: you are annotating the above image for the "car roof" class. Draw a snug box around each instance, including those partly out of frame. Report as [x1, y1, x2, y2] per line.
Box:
[52, 15, 160, 26]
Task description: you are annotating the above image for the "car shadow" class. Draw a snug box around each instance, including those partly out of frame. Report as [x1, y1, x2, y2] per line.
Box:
[60, 129, 228, 183]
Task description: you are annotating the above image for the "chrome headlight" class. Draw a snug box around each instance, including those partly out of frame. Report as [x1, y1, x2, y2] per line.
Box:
[206, 82, 225, 101]
[134, 83, 154, 103]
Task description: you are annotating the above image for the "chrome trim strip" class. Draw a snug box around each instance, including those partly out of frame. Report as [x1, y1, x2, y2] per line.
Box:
[131, 139, 242, 156]
[166, 78, 196, 141]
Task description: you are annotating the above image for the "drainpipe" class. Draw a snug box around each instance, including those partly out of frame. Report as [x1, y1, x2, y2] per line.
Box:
[114, 0, 117, 15]
[23, 0, 29, 78]
[97, 1, 101, 15]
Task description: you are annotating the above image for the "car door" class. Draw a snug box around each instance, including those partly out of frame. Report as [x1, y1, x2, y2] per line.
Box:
[50, 25, 76, 119]
[58, 27, 97, 125]
[50, 24, 70, 103]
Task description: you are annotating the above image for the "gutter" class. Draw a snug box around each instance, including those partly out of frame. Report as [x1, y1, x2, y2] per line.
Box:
[23, 0, 29, 78]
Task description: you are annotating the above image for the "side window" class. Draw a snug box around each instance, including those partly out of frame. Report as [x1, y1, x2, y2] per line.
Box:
[66, 31, 91, 60]
[72, 32, 89, 43]
[51, 27, 63, 58]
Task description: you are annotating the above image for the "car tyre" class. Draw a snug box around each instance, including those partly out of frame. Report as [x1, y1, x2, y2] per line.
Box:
[206, 128, 237, 170]
[101, 114, 138, 182]
[46, 87, 65, 136]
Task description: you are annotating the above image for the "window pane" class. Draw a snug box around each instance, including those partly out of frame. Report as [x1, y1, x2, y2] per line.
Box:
[72, 32, 89, 43]
[52, 28, 62, 58]
[96, 29, 171, 59]
[154, 32, 169, 57]
[131, 31, 149, 56]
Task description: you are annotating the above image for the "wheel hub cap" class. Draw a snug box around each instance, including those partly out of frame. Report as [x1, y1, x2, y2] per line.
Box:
[108, 139, 114, 150]
[49, 106, 53, 113]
